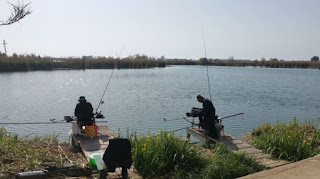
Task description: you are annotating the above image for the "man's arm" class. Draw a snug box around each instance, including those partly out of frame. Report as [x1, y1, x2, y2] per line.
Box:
[74, 104, 79, 116]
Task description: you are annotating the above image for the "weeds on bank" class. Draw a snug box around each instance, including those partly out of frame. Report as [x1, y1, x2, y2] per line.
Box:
[196, 145, 264, 179]
[127, 131, 205, 178]
[251, 118, 320, 161]
[0, 127, 68, 176]
[125, 131, 263, 178]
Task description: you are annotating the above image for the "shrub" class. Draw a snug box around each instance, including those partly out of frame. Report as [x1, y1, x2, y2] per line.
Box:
[128, 131, 206, 178]
[251, 119, 320, 161]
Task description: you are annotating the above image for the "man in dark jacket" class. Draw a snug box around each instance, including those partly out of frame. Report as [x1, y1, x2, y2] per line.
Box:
[197, 95, 219, 138]
[75, 96, 94, 127]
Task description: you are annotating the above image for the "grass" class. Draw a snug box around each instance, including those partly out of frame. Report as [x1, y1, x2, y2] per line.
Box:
[196, 145, 264, 179]
[250, 118, 320, 161]
[127, 131, 205, 178]
[125, 131, 264, 178]
[0, 127, 86, 178]
[0, 56, 165, 72]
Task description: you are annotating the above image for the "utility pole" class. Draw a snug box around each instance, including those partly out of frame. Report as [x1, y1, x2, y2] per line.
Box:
[2, 40, 7, 55]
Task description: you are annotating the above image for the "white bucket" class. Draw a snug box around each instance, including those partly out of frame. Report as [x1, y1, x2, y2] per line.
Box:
[71, 121, 81, 135]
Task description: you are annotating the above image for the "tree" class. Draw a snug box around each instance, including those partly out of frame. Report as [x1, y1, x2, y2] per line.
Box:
[199, 57, 208, 65]
[228, 56, 235, 61]
[0, 1, 32, 26]
[311, 56, 319, 61]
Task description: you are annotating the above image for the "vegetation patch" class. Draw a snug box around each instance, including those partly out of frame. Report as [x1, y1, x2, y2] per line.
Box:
[0, 127, 87, 178]
[126, 131, 264, 178]
[250, 119, 320, 161]
[196, 145, 264, 179]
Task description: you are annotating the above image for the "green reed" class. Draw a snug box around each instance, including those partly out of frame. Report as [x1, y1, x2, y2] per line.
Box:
[195, 145, 264, 179]
[125, 131, 263, 178]
[251, 119, 320, 161]
[0, 56, 165, 72]
[128, 131, 205, 178]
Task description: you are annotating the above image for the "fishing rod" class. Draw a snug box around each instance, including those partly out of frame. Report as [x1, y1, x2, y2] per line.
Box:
[164, 117, 195, 125]
[219, 113, 244, 120]
[95, 68, 116, 114]
[164, 112, 244, 123]
[202, 27, 212, 101]
[0, 121, 108, 125]
[163, 116, 193, 122]
[170, 125, 195, 133]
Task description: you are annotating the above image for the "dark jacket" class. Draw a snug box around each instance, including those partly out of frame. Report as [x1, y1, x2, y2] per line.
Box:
[74, 101, 93, 121]
[202, 98, 215, 118]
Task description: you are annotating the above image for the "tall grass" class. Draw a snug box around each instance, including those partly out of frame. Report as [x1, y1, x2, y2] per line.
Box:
[201, 60, 320, 69]
[0, 127, 62, 176]
[0, 56, 165, 72]
[251, 119, 320, 161]
[196, 145, 264, 179]
[125, 131, 263, 178]
[128, 131, 205, 178]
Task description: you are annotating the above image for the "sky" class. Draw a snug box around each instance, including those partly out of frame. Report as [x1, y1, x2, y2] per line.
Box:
[0, 0, 319, 60]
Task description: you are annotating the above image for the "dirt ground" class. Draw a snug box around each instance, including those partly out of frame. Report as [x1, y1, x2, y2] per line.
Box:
[0, 141, 141, 179]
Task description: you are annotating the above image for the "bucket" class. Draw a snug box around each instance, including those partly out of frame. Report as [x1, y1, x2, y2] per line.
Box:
[88, 152, 102, 167]
[84, 124, 99, 138]
[71, 121, 81, 135]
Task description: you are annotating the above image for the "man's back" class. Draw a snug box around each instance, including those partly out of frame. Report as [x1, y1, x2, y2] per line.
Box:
[75, 102, 93, 119]
[203, 99, 215, 116]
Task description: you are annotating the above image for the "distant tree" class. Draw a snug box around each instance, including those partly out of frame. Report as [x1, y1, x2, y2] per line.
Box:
[261, 58, 266, 62]
[12, 53, 18, 58]
[228, 56, 235, 61]
[0, 1, 32, 26]
[0, 51, 7, 57]
[311, 56, 319, 61]
[199, 57, 208, 65]
[270, 58, 278, 62]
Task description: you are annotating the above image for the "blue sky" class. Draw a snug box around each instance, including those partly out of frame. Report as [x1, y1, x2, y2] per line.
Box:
[0, 0, 319, 60]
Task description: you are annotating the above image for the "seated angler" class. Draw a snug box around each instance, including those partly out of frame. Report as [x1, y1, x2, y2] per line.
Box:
[196, 95, 219, 139]
[74, 96, 94, 129]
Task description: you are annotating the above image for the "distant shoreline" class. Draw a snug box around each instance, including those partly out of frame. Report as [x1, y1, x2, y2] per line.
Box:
[0, 57, 319, 72]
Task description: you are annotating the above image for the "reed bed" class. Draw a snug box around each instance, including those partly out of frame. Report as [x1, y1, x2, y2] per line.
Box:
[251, 119, 320, 161]
[205, 60, 320, 69]
[126, 131, 263, 178]
[0, 56, 165, 72]
[1, 55, 319, 72]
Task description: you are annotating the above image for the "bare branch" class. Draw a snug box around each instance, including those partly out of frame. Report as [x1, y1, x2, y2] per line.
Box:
[0, 1, 32, 26]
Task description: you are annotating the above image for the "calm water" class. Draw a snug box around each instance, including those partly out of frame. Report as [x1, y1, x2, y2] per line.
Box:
[1, 66, 319, 140]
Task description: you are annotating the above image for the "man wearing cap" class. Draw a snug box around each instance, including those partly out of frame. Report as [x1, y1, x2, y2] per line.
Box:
[74, 96, 94, 128]
[197, 95, 218, 138]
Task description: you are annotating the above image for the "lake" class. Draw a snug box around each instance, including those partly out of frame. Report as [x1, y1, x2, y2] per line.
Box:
[0, 66, 319, 141]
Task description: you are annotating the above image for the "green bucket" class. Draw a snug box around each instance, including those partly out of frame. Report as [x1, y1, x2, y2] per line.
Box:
[89, 152, 102, 167]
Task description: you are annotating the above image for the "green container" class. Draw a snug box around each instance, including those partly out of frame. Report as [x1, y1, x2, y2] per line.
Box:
[89, 152, 102, 167]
